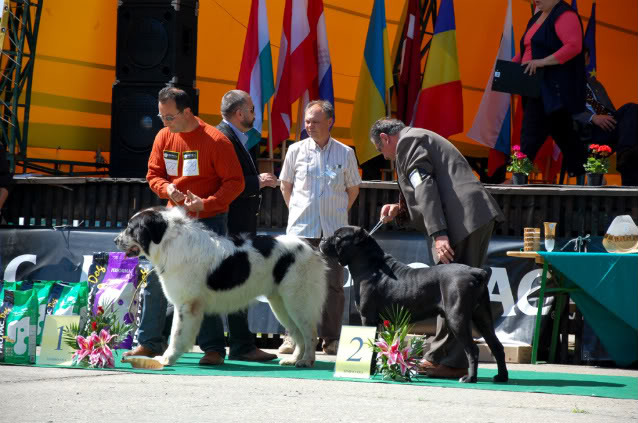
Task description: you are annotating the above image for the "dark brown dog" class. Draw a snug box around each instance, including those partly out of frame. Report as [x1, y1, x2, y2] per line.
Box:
[319, 226, 508, 383]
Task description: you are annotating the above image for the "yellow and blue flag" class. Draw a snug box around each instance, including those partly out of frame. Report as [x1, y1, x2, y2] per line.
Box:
[350, 0, 393, 165]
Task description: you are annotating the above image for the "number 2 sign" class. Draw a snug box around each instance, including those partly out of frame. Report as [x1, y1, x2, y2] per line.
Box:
[37, 315, 80, 366]
[334, 325, 377, 379]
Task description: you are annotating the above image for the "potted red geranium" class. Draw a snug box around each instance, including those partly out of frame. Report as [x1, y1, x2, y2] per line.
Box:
[583, 144, 612, 186]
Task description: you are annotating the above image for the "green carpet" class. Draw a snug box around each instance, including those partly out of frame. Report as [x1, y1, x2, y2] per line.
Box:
[31, 352, 637, 400]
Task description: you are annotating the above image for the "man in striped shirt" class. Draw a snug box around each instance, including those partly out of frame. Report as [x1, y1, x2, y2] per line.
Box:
[279, 100, 361, 355]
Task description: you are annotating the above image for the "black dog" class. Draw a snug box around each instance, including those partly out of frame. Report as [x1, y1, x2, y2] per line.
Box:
[319, 226, 508, 383]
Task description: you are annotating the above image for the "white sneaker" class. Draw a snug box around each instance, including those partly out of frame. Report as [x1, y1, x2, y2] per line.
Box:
[278, 335, 295, 354]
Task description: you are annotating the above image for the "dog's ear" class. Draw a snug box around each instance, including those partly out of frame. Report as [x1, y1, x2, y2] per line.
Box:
[132, 211, 168, 253]
[355, 227, 369, 243]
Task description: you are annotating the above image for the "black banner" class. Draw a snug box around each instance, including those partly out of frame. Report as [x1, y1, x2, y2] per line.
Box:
[0, 227, 554, 344]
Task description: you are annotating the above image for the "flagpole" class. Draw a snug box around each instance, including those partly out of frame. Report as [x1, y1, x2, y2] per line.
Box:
[387, 87, 395, 182]
[266, 101, 274, 174]
[295, 98, 304, 141]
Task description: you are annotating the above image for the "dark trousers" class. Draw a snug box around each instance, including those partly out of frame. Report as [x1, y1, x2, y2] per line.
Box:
[424, 219, 495, 368]
[211, 196, 263, 358]
[521, 98, 587, 176]
[192, 214, 255, 357]
[307, 238, 345, 342]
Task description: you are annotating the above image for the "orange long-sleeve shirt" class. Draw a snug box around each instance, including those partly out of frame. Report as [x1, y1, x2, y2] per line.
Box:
[146, 118, 244, 219]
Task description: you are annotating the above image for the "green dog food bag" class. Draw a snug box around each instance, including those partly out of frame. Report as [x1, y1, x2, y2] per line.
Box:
[0, 289, 38, 364]
[52, 282, 89, 317]
[16, 281, 55, 346]
[0, 281, 18, 304]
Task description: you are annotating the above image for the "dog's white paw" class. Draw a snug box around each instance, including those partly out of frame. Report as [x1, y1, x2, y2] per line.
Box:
[279, 357, 297, 366]
[159, 351, 178, 366]
[295, 359, 314, 368]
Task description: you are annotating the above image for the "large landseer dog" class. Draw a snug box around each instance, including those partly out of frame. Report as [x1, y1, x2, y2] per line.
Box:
[319, 226, 508, 383]
[114, 207, 327, 367]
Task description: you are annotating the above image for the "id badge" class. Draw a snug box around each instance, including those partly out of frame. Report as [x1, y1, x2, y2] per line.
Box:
[182, 151, 199, 176]
[163, 151, 179, 176]
[325, 165, 339, 188]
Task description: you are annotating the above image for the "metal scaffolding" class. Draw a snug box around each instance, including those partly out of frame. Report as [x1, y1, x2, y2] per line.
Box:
[0, 0, 42, 173]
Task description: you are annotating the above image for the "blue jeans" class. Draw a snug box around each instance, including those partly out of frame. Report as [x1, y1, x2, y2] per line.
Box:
[137, 213, 256, 357]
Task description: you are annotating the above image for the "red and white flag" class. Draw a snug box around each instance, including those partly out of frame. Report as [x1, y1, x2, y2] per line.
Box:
[271, 0, 333, 148]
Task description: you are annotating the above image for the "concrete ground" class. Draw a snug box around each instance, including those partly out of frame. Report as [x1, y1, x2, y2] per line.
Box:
[2, 349, 637, 423]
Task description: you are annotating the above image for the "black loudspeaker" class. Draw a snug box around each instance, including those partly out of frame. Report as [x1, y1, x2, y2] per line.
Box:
[109, 82, 199, 178]
[115, 1, 198, 84]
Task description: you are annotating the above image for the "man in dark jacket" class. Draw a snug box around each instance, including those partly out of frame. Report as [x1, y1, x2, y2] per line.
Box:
[214, 89, 278, 362]
[371, 118, 504, 379]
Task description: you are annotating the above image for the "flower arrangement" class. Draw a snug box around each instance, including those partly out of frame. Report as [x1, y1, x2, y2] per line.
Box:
[506, 145, 535, 175]
[63, 301, 133, 368]
[366, 306, 425, 382]
[583, 144, 612, 174]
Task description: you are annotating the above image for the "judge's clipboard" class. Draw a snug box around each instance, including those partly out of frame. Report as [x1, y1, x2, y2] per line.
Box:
[492, 59, 543, 98]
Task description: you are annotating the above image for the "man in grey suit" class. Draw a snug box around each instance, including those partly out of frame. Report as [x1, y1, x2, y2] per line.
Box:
[370, 118, 504, 379]
[573, 50, 637, 185]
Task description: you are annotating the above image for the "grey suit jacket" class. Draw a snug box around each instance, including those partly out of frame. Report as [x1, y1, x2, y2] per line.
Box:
[573, 76, 616, 126]
[395, 127, 504, 247]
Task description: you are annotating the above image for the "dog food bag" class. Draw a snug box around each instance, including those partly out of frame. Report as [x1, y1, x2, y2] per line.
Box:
[0, 289, 38, 364]
[52, 282, 90, 333]
[88, 252, 141, 349]
[0, 281, 18, 304]
[14, 281, 55, 346]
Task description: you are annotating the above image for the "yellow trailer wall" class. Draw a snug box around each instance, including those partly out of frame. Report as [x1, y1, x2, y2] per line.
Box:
[24, 0, 638, 169]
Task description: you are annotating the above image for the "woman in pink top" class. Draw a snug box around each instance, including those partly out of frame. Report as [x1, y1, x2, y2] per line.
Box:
[514, 0, 587, 182]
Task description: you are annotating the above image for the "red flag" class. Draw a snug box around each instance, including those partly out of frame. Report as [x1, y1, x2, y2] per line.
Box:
[271, 0, 327, 148]
[396, 0, 422, 124]
[534, 139, 563, 183]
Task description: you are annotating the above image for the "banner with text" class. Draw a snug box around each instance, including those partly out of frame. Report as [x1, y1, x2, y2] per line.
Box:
[0, 227, 554, 344]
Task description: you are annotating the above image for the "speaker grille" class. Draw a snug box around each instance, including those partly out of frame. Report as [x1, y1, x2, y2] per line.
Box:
[116, 3, 197, 84]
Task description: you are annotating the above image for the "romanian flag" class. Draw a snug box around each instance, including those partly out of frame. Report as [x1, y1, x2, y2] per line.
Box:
[411, 0, 463, 138]
[350, 0, 393, 165]
[237, 0, 275, 149]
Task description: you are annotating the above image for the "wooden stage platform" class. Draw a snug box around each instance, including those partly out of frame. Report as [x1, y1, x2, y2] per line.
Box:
[3, 177, 637, 238]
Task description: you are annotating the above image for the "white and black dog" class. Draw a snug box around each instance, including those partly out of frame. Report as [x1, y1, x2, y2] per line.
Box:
[319, 226, 508, 383]
[114, 207, 327, 367]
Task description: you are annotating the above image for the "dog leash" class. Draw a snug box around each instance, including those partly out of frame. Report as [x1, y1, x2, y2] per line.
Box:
[369, 219, 384, 236]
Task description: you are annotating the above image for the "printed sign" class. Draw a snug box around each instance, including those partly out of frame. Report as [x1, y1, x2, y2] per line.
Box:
[334, 325, 377, 379]
[37, 315, 80, 366]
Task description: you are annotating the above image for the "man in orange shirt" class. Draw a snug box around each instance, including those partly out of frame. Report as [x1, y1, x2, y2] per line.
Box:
[125, 87, 272, 365]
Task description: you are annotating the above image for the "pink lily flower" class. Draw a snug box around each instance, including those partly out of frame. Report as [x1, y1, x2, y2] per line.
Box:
[97, 329, 115, 346]
[72, 334, 95, 364]
[384, 338, 401, 366]
[395, 344, 412, 375]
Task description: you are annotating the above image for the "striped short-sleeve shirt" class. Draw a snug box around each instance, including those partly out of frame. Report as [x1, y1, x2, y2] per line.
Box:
[280, 137, 362, 238]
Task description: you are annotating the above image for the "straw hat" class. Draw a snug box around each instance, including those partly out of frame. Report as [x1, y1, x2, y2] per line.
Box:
[602, 215, 638, 254]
